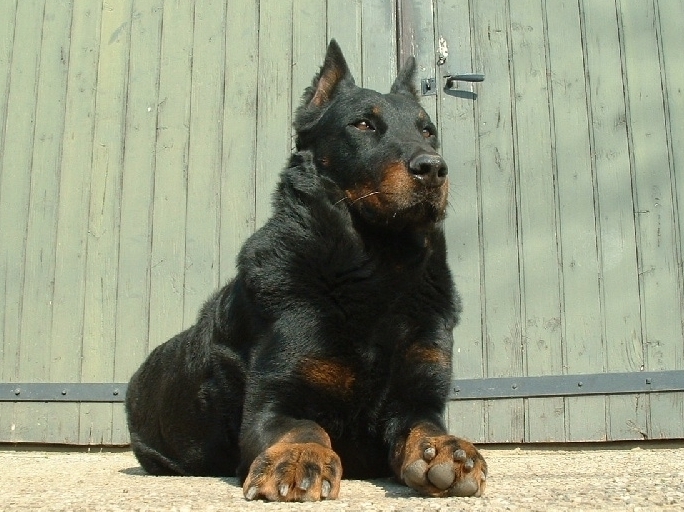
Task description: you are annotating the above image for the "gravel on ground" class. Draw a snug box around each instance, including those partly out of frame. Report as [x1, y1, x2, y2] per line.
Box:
[2, 444, 683, 511]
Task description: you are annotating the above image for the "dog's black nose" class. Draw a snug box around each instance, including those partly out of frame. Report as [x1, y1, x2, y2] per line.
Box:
[409, 153, 448, 187]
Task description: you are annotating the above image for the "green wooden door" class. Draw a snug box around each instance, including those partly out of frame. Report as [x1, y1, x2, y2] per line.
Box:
[418, 0, 684, 442]
[0, 0, 402, 445]
[1, 0, 683, 446]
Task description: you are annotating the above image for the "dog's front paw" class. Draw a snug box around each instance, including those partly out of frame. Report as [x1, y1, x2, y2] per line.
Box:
[399, 429, 487, 497]
[243, 442, 342, 502]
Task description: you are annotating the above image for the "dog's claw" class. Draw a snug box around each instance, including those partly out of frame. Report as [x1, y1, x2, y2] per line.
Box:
[245, 486, 258, 501]
[298, 477, 311, 491]
[453, 449, 467, 462]
[423, 446, 436, 461]
[321, 479, 332, 498]
[278, 483, 289, 497]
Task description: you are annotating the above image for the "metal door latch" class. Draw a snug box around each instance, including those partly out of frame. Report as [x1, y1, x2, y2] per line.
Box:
[444, 73, 485, 87]
[420, 36, 485, 95]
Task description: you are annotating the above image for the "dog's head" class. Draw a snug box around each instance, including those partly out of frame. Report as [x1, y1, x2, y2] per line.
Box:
[295, 40, 448, 231]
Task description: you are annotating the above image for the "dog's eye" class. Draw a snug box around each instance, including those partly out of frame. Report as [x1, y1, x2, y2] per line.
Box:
[353, 120, 376, 132]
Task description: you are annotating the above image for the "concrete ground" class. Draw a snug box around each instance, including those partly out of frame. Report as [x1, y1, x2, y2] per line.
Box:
[2, 444, 683, 511]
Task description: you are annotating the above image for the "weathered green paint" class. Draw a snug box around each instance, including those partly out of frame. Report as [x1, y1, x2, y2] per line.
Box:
[221, 0, 259, 284]
[111, 0, 164, 446]
[657, 0, 684, 440]
[546, 0, 606, 443]
[361, 0, 398, 92]
[582, 0, 645, 441]
[50, 0, 102, 445]
[327, 0, 362, 81]
[619, 0, 684, 440]
[437, 0, 487, 445]
[436, 0, 684, 443]
[255, 0, 293, 227]
[1, 0, 684, 446]
[472, 0, 525, 443]
[509, 0, 564, 443]
[0, 0, 46, 443]
[148, 1, 193, 352]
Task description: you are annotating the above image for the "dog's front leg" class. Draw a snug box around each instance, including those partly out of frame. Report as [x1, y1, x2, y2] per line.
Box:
[239, 415, 342, 502]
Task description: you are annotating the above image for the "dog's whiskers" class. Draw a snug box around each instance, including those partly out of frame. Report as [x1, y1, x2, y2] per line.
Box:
[334, 191, 381, 206]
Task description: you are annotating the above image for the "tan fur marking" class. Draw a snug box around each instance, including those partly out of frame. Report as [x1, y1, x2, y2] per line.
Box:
[312, 67, 345, 107]
[344, 162, 448, 212]
[278, 424, 332, 447]
[405, 344, 451, 367]
[299, 358, 356, 397]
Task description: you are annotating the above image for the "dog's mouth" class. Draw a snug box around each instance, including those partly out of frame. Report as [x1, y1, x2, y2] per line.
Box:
[341, 162, 449, 228]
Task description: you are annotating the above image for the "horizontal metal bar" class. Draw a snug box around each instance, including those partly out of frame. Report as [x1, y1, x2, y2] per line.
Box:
[1, 383, 127, 403]
[449, 371, 684, 400]
[3, 371, 684, 403]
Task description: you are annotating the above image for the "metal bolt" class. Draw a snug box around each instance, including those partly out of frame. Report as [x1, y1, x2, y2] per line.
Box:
[14, 388, 21, 396]
[645, 378, 652, 385]
[512, 383, 518, 390]
[61, 389, 68, 396]
[113, 389, 119, 396]
[453, 386, 460, 393]
[578, 381, 583, 387]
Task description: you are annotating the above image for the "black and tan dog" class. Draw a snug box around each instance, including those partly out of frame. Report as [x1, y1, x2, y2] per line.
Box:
[126, 40, 487, 502]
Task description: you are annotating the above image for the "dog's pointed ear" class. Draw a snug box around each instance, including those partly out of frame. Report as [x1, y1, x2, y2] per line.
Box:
[390, 57, 418, 98]
[307, 39, 355, 107]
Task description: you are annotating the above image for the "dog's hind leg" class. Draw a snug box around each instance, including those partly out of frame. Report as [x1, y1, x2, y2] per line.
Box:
[129, 433, 191, 476]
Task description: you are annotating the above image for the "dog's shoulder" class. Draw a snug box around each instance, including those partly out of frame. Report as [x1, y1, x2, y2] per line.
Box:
[235, 152, 364, 311]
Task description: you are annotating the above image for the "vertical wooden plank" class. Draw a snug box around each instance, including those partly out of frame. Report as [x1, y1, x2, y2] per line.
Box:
[361, 0, 397, 91]
[581, 0, 646, 441]
[546, 0, 606, 441]
[50, 0, 103, 445]
[0, 0, 16, 161]
[111, 0, 163, 445]
[509, 0, 564, 442]
[0, 0, 17, 442]
[659, 0, 684, 301]
[470, 0, 524, 443]
[327, 0, 362, 78]
[182, 0, 225, 325]
[398, 0, 436, 120]
[255, 0, 293, 226]
[18, 0, 73, 444]
[148, 2, 193, 349]
[655, 0, 684, 440]
[79, 0, 133, 445]
[0, 0, 44, 442]
[619, 0, 684, 439]
[438, 0, 486, 443]
[292, 0, 326, 117]
[221, 0, 259, 284]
